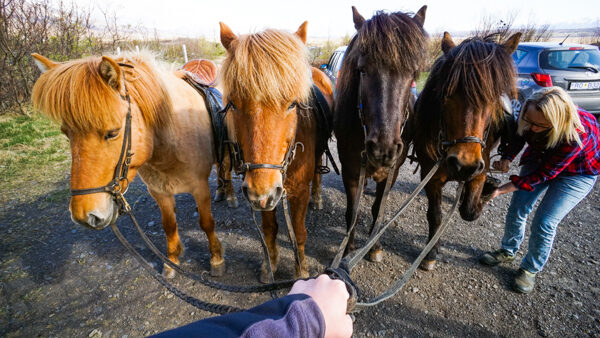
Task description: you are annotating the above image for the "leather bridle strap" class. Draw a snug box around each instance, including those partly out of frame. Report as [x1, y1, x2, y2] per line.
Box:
[71, 90, 133, 200]
[441, 135, 486, 149]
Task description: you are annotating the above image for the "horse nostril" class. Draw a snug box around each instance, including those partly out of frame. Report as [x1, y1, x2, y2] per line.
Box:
[447, 155, 461, 171]
[477, 159, 485, 173]
[87, 212, 104, 228]
[365, 140, 379, 157]
[274, 186, 284, 199]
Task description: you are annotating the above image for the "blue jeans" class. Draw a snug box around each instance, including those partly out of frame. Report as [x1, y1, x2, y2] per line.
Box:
[501, 163, 597, 273]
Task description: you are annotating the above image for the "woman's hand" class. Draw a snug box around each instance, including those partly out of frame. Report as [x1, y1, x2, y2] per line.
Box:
[489, 182, 518, 200]
[492, 159, 510, 173]
[289, 275, 353, 338]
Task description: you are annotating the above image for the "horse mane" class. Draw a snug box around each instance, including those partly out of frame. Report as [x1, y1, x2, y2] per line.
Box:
[220, 29, 312, 110]
[414, 36, 516, 159]
[32, 51, 172, 132]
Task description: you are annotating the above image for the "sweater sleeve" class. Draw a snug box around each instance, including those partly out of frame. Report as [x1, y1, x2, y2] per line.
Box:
[152, 294, 325, 338]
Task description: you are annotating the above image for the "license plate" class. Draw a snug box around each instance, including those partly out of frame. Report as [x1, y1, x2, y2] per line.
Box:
[570, 81, 600, 90]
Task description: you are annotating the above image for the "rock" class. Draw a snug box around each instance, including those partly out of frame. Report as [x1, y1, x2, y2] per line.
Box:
[193, 212, 199, 217]
[88, 329, 102, 338]
[148, 221, 155, 227]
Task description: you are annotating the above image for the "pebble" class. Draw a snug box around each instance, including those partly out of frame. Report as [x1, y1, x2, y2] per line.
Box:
[193, 212, 199, 217]
[148, 221, 155, 227]
[88, 329, 102, 338]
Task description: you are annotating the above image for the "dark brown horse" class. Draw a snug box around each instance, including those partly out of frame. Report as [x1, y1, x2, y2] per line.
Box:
[334, 6, 428, 261]
[406, 32, 522, 270]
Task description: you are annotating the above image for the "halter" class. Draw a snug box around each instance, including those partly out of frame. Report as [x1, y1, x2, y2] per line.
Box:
[438, 110, 490, 154]
[220, 101, 303, 181]
[70, 64, 134, 213]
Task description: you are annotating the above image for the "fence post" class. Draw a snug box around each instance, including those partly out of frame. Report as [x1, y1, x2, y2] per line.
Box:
[116, 47, 121, 56]
[182, 44, 188, 63]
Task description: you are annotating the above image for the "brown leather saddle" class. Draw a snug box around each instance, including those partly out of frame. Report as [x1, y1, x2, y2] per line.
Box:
[180, 59, 218, 86]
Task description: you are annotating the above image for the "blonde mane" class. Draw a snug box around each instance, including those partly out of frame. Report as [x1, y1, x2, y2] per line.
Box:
[32, 52, 172, 132]
[220, 29, 311, 110]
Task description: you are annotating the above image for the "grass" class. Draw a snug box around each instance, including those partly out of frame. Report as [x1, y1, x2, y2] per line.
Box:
[0, 109, 70, 205]
[416, 71, 429, 93]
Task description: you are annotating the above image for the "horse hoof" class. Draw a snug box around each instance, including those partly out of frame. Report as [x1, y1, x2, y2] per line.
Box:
[259, 270, 271, 284]
[214, 191, 225, 202]
[368, 249, 384, 263]
[162, 264, 176, 279]
[311, 199, 323, 210]
[210, 259, 226, 277]
[227, 198, 239, 209]
[419, 260, 436, 271]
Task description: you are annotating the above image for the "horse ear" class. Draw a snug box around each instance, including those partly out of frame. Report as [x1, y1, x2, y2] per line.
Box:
[99, 56, 124, 94]
[31, 53, 57, 73]
[502, 32, 522, 54]
[441, 32, 456, 55]
[219, 22, 237, 51]
[295, 21, 308, 44]
[413, 5, 427, 27]
[352, 6, 365, 31]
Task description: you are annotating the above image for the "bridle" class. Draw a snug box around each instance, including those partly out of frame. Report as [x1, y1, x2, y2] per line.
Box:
[220, 101, 303, 182]
[438, 109, 490, 155]
[70, 64, 134, 214]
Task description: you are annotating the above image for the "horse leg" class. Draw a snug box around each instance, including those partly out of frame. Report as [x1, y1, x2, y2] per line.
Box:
[459, 173, 486, 221]
[420, 178, 444, 271]
[368, 165, 401, 262]
[149, 190, 184, 279]
[288, 187, 311, 279]
[192, 181, 225, 276]
[310, 158, 323, 210]
[215, 159, 239, 209]
[259, 210, 279, 284]
[342, 172, 360, 254]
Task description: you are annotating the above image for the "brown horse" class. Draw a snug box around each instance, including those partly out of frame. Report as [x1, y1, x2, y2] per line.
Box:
[333, 6, 428, 261]
[31, 51, 238, 278]
[219, 22, 334, 282]
[406, 32, 522, 270]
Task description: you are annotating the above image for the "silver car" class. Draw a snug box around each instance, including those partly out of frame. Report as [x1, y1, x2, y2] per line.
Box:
[513, 42, 600, 118]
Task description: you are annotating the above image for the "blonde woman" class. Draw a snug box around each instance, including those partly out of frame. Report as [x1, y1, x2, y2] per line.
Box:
[480, 87, 600, 294]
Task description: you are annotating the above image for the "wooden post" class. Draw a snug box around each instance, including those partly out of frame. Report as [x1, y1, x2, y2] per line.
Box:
[182, 44, 188, 63]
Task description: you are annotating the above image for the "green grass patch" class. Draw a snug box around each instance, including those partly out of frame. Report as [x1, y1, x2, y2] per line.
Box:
[416, 71, 429, 93]
[0, 110, 70, 204]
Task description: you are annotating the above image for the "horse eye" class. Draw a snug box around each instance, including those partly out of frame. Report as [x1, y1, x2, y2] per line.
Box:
[104, 129, 120, 140]
[288, 102, 297, 111]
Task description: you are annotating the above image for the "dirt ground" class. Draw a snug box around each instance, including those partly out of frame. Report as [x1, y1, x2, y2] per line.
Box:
[1, 140, 599, 337]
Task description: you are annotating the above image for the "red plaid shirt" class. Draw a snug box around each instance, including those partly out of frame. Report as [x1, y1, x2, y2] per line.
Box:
[501, 109, 600, 191]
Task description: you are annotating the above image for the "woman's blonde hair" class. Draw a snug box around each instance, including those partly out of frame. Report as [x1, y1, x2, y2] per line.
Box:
[517, 86, 583, 149]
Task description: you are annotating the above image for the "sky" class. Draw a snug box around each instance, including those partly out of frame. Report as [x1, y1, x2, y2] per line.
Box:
[75, 0, 600, 39]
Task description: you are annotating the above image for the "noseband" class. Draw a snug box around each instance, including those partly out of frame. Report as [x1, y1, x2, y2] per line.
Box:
[70, 64, 134, 213]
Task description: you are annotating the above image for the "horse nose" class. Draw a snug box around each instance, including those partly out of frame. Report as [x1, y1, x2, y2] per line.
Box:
[87, 211, 108, 229]
[242, 182, 284, 211]
[447, 155, 485, 180]
[366, 139, 400, 167]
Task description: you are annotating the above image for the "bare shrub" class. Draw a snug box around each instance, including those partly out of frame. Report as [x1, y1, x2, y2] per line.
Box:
[471, 13, 552, 43]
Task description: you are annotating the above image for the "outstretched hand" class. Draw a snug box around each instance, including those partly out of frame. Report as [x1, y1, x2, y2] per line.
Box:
[289, 274, 353, 338]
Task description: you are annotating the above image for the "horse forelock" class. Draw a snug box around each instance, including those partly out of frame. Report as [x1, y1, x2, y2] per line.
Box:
[220, 29, 312, 111]
[32, 52, 172, 132]
[354, 11, 428, 76]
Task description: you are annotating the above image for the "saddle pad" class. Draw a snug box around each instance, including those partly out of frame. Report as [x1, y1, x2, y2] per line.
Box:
[182, 59, 218, 86]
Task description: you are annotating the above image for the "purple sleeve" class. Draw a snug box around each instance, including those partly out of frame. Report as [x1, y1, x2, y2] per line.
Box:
[242, 294, 325, 338]
[152, 294, 325, 338]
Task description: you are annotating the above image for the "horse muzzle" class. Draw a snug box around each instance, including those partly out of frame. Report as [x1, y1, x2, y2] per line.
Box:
[365, 140, 401, 169]
[242, 182, 284, 211]
[446, 154, 485, 181]
[70, 198, 119, 230]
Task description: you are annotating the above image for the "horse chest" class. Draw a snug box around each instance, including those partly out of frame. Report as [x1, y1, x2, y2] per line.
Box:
[137, 162, 191, 194]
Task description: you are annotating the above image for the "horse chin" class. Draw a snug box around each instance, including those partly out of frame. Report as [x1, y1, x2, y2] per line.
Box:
[369, 165, 391, 183]
[249, 204, 277, 212]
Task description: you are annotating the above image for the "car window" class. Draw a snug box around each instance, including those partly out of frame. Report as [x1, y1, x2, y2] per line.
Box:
[326, 53, 338, 71]
[331, 52, 342, 72]
[512, 48, 528, 65]
[334, 53, 345, 73]
[540, 49, 600, 71]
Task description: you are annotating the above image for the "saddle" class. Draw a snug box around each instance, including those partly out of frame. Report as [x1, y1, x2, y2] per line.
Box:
[304, 85, 339, 175]
[180, 59, 229, 165]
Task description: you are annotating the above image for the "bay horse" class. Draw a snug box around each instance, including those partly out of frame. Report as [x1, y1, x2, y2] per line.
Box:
[333, 6, 428, 261]
[406, 32, 522, 271]
[219, 21, 334, 282]
[31, 52, 238, 278]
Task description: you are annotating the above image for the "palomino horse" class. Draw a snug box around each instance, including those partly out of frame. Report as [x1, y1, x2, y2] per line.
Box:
[31, 52, 238, 278]
[406, 32, 521, 270]
[333, 6, 428, 261]
[219, 22, 334, 282]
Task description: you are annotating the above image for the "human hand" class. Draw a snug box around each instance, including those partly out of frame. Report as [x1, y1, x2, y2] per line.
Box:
[492, 159, 510, 173]
[289, 274, 353, 338]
